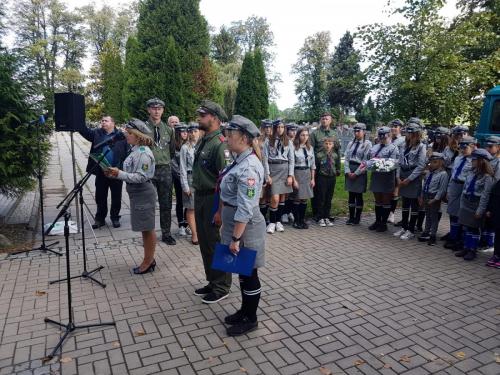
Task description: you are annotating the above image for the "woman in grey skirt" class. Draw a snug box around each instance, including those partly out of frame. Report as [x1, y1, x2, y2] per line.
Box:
[368, 126, 400, 232]
[263, 119, 294, 234]
[180, 123, 200, 245]
[344, 123, 372, 225]
[393, 123, 427, 240]
[106, 119, 157, 274]
[291, 127, 315, 229]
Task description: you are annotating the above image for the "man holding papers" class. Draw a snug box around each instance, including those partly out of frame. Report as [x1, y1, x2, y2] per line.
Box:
[215, 115, 266, 336]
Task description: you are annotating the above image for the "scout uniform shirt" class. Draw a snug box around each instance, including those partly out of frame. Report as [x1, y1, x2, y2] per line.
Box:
[145, 120, 175, 166]
[368, 142, 400, 161]
[490, 157, 500, 181]
[219, 148, 264, 223]
[310, 126, 341, 156]
[315, 149, 340, 176]
[179, 142, 195, 192]
[192, 129, 232, 193]
[461, 172, 495, 215]
[262, 138, 295, 178]
[116, 145, 155, 183]
[344, 139, 372, 175]
[294, 145, 315, 169]
[449, 154, 472, 183]
[392, 134, 406, 154]
[421, 169, 449, 200]
[398, 142, 427, 181]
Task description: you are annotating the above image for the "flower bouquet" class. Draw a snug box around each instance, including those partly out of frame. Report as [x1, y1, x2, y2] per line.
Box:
[361, 158, 398, 173]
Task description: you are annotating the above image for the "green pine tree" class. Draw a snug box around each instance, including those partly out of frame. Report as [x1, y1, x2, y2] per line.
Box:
[234, 52, 257, 122]
[122, 36, 145, 119]
[253, 49, 269, 122]
[100, 41, 124, 122]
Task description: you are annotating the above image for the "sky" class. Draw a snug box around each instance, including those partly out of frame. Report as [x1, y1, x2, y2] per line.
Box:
[7, 0, 460, 109]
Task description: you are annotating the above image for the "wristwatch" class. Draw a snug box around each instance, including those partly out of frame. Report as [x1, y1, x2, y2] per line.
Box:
[231, 236, 241, 242]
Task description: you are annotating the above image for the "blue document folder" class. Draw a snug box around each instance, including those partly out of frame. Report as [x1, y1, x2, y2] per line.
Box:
[211, 243, 257, 277]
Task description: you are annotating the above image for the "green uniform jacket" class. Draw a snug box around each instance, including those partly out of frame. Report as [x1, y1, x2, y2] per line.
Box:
[145, 120, 175, 166]
[310, 126, 341, 168]
[192, 129, 231, 193]
[315, 150, 340, 176]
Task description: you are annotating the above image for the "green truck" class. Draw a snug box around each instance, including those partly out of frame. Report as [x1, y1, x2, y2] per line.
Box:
[474, 85, 500, 145]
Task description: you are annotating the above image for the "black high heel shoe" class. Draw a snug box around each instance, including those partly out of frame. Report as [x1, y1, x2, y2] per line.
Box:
[133, 260, 156, 275]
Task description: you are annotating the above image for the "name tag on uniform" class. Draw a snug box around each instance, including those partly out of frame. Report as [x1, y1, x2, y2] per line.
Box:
[212, 243, 257, 276]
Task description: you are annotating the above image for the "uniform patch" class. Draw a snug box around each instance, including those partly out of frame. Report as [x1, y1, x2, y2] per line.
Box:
[142, 163, 149, 171]
[247, 178, 255, 186]
[247, 187, 255, 198]
[139, 146, 145, 152]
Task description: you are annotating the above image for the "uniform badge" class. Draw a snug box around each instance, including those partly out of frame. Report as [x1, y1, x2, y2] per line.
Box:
[224, 149, 231, 166]
[142, 163, 149, 171]
[246, 178, 256, 198]
[247, 178, 255, 186]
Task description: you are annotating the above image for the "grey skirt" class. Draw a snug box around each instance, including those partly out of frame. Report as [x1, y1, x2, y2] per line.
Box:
[221, 205, 266, 269]
[293, 168, 314, 199]
[269, 162, 293, 195]
[459, 196, 482, 228]
[447, 180, 463, 216]
[182, 174, 195, 209]
[126, 181, 156, 232]
[345, 161, 367, 193]
[370, 170, 396, 193]
[399, 169, 422, 199]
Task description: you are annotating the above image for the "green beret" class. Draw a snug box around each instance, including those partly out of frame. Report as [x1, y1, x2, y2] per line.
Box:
[196, 100, 228, 122]
[146, 98, 165, 108]
[226, 115, 260, 138]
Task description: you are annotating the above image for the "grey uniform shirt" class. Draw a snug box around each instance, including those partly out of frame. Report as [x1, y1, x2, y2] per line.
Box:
[294, 146, 315, 169]
[442, 146, 457, 171]
[461, 173, 495, 215]
[368, 142, 400, 162]
[398, 143, 427, 181]
[179, 142, 196, 193]
[449, 155, 472, 182]
[263, 138, 295, 178]
[422, 169, 449, 200]
[220, 148, 264, 223]
[392, 135, 406, 154]
[490, 157, 500, 181]
[344, 139, 372, 175]
[116, 145, 155, 184]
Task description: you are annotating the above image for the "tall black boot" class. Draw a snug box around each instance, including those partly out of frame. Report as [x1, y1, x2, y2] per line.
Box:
[292, 203, 301, 228]
[376, 206, 390, 232]
[300, 203, 309, 229]
[354, 206, 363, 225]
[346, 205, 355, 225]
[369, 205, 381, 230]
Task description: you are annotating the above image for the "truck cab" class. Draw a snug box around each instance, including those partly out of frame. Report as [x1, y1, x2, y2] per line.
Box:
[475, 85, 500, 145]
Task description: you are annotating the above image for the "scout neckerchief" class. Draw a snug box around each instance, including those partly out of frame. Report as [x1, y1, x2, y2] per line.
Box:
[350, 140, 360, 158]
[423, 171, 433, 193]
[453, 156, 467, 180]
[374, 143, 385, 157]
[302, 146, 309, 167]
[465, 174, 478, 197]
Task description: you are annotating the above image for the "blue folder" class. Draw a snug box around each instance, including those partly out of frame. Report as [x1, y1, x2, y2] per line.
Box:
[211, 243, 257, 277]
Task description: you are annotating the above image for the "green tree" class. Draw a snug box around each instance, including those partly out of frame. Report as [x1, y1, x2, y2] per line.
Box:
[122, 36, 144, 119]
[292, 31, 331, 122]
[211, 26, 241, 65]
[234, 52, 257, 122]
[328, 31, 366, 115]
[100, 41, 124, 122]
[252, 49, 269, 122]
[268, 102, 281, 119]
[356, 97, 379, 129]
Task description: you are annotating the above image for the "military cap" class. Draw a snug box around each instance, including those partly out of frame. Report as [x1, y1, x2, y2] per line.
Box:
[377, 126, 391, 135]
[146, 98, 165, 108]
[452, 125, 468, 134]
[261, 119, 273, 128]
[272, 118, 284, 127]
[405, 123, 422, 133]
[485, 136, 500, 146]
[286, 123, 299, 131]
[125, 118, 152, 135]
[428, 152, 445, 161]
[174, 123, 188, 132]
[407, 117, 423, 127]
[471, 148, 493, 161]
[187, 122, 199, 131]
[353, 123, 367, 131]
[458, 136, 476, 146]
[434, 126, 450, 135]
[320, 112, 332, 118]
[389, 119, 404, 127]
[226, 115, 260, 138]
[196, 100, 228, 122]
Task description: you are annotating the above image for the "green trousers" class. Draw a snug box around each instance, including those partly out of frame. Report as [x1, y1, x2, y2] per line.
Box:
[194, 193, 232, 295]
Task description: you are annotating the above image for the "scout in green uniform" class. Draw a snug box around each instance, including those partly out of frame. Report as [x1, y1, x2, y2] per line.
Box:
[144, 98, 176, 245]
[193, 100, 233, 304]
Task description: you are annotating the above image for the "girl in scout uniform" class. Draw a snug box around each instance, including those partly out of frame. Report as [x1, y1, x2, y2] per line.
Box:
[282, 123, 299, 224]
[481, 136, 500, 250]
[216, 115, 265, 336]
[105, 119, 157, 274]
[485, 168, 500, 268]
[314, 137, 339, 227]
[344, 123, 372, 225]
[444, 136, 476, 251]
[456, 149, 494, 261]
[417, 153, 449, 245]
[393, 123, 427, 240]
[172, 123, 189, 236]
[180, 123, 200, 245]
[388, 119, 406, 224]
[258, 120, 273, 222]
[368, 126, 400, 232]
[291, 127, 315, 229]
[263, 119, 294, 234]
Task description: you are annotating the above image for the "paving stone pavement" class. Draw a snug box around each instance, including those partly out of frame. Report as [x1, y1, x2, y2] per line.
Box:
[0, 132, 499, 375]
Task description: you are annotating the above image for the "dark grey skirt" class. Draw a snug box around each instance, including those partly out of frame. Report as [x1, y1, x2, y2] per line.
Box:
[345, 161, 367, 193]
[293, 168, 314, 199]
[126, 181, 156, 232]
[182, 174, 194, 209]
[459, 196, 482, 228]
[269, 163, 293, 195]
[447, 180, 463, 216]
[399, 169, 422, 199]
[221, 205, 266, 269]
[370, 170, 396, 193]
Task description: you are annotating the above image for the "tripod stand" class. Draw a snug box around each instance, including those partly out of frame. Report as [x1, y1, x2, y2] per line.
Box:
[10, 116, 61, 257]
[45, 150, 110, 288]
[44, 211, 115, 359]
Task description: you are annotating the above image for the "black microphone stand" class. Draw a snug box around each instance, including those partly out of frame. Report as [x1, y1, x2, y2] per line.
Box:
[10, 116, 61, 257]
[44, 210, 115, 359]
[45, 148, 112, 288]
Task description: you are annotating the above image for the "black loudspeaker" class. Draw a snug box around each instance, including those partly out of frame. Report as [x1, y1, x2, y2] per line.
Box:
[54, 93, 85, 132]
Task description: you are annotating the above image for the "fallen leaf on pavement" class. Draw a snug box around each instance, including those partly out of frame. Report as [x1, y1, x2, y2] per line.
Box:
[35, 290, 47, 296]
[383, 363, 391, 369]
[494, 355, 500, 363]
[455, 352, 466, 359]
[399, 355, 411, 363]
[223, 340, 228, 347]
[319, 366, 332, 375]
[111, 341, 120, 348]
[354, 310, 366, 316]
[134, 330, 145, 336]
[240, 368, 247, 373]
[60, 357, 72, 364]
[354, 359, 365, 366]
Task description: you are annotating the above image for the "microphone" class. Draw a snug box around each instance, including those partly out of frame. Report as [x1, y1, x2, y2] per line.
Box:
[92, 131, 126, 149]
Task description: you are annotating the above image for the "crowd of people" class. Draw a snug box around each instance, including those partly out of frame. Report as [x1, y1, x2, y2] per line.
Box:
[77, 97, 500, 336]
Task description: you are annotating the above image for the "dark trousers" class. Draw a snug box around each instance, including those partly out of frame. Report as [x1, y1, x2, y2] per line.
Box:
[152, 165, 173, 236]
[315, 175, 336, 219]
[495, 228, 500, 257]
[423, 199, 441, 237]
[94, 173, 123, 221]
[194, 193, 232, 295]
[172, 174, 186, 227]
[401, 197, 419, 232]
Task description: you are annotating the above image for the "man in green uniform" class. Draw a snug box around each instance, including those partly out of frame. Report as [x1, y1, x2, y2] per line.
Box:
[310, 112, 341, 220]
[193, 100, 233, 304]
[144, 98, 176, 245]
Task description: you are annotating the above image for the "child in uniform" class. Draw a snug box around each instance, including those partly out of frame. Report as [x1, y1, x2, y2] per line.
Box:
[480, 136, 500, 249]
[258, 120, 273, 222]
[282, 123, 299, 224]
[315, 137, 340, 227]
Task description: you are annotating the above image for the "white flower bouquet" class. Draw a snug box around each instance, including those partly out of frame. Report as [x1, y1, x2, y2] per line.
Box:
[361, 158, 398, 173]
